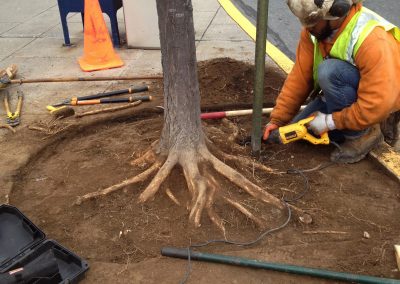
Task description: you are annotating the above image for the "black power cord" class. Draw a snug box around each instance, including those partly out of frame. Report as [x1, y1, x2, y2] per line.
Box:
[177, 160, 332, 284]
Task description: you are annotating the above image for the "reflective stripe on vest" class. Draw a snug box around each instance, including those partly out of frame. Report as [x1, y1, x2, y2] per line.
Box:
[311, 7, 400, 88]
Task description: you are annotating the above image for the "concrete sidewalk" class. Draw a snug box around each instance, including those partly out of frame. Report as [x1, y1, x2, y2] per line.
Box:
[0, 0, 280, 142]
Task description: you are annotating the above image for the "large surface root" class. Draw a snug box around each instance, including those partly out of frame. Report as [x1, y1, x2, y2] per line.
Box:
[207, 142, 280, 175]
[75, 160, 163, 205]
[76, 143, 300, 231]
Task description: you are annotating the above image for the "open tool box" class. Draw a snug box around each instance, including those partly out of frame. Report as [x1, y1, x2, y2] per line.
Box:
[0, 204, 89, 283]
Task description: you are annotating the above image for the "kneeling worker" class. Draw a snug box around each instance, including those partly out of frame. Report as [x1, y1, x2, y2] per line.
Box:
[263, 0, 400, 163]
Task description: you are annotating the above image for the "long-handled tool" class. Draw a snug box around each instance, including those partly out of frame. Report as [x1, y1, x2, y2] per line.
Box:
[4, 91, 23, 127]
[46, 95, 151, 118]
[53, 85, 149, 107]
[200, 105, 306, 120]
[67, 94, 152, 105]
[162, 247, 400, 284]
[0, 75, 162, 87]
[48, 86, 151, 118]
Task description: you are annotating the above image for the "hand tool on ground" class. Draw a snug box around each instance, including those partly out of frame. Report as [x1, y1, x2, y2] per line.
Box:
[161, 247, 400, 284]
[52, 85, 149, 107]
[0, 75, 162, 87]
[3, 90, 23, 127]
[265, 116, 330, 145]
[65, 94, 152, 105]
[46, 105, 76, 119]
[200, 105, 306, 119]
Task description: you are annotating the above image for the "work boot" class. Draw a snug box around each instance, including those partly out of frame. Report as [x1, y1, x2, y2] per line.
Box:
[330, 124, 384, 164]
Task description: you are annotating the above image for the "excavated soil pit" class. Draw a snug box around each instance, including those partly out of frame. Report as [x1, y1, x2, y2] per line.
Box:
[9, 58, 400, 280]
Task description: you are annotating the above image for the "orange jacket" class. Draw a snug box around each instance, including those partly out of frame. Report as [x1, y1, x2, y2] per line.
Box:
[270, 4, 400, 131]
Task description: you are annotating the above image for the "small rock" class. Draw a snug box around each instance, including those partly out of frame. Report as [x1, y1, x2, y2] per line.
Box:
[123, 229, 132, 236]
[363, 231, 370, 239]
[299, 214, 313, 224]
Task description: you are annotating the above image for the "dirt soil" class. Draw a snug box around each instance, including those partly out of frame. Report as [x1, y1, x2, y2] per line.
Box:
[7, 58, 400, 283]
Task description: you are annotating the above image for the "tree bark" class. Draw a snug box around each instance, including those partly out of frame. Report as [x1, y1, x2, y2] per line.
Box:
[156, 0, 204, 154]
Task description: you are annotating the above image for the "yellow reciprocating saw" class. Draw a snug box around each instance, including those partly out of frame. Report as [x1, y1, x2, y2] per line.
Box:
[276, 116, 330, 145]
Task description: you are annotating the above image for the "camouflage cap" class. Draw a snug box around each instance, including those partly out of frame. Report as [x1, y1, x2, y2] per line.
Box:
[286, 0, 362, 27]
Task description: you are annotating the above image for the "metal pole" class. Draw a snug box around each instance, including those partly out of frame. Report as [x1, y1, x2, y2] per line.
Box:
[251, 0, 270, 156]
[162, 247, 400, 284]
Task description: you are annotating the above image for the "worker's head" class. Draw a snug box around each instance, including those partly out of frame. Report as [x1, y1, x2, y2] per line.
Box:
[286, 0, 361, 39]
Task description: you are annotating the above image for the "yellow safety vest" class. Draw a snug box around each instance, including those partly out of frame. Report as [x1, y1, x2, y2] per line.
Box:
[312, 7, 400, 88]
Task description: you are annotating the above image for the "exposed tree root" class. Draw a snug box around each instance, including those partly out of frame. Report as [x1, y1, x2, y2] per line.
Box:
[221, 118, 239, 142]
[130, 140, 158, 166]
[205, 172, 226, 236]
[76, 142, 304, 231]
[75, 160, 163, 205]
[75, 101, 142, 118]
[208, 142, 279, 175]
[138, 153, 178, 203]
[166, 188, 181, 206]
[0, 125, 16, 133]
[222, 196, 265, 228]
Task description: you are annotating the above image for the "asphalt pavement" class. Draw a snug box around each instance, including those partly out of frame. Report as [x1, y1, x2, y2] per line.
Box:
[231, 0, 400, 60]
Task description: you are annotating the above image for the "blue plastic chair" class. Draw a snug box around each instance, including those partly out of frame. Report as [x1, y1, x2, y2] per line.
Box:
[57, 0, 123, 47]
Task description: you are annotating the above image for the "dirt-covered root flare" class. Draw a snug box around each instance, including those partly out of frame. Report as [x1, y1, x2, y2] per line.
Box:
[75, 143, 296, 231]
[130, 140, 158, 167]
[138, 153, 178, 202]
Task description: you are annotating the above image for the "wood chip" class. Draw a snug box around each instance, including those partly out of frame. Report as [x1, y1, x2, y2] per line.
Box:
[395, 245, 400, 270]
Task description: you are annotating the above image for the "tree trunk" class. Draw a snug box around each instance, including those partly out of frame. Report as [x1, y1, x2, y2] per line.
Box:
[156, 0, 204, 154]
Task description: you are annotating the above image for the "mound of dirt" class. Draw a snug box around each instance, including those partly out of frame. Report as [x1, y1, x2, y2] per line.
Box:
[8, 58, 400, 282]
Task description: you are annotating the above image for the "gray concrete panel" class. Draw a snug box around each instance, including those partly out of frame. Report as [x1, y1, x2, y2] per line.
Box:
[0, 38, 34, 59]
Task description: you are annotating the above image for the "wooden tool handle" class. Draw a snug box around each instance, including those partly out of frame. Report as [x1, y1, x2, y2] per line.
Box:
[9, 76, 162, 84]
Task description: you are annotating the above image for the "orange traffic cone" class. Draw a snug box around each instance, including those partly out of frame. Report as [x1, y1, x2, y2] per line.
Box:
[78, 0, 124, 72]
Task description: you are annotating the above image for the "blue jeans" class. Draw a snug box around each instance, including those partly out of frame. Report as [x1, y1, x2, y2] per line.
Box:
[292, 59, 364, 142]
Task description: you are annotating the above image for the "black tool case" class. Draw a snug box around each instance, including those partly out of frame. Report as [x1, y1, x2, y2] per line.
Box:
[0, 204, 89, 283]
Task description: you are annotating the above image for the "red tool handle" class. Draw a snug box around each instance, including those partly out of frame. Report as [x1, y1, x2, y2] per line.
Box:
[200, 112, 226, 119]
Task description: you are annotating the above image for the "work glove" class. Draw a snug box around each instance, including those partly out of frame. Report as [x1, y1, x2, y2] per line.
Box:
[262, 122, 279, 142]
[307, 111, 336, 135]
